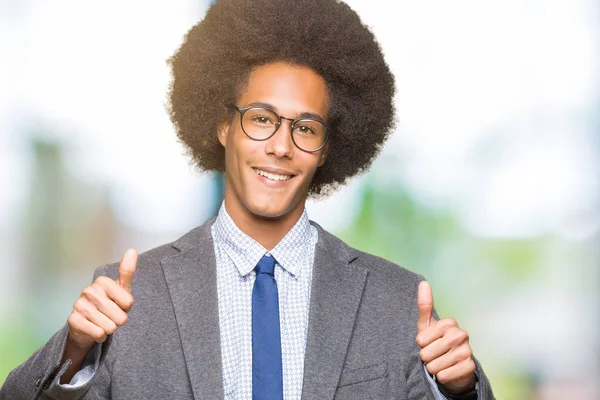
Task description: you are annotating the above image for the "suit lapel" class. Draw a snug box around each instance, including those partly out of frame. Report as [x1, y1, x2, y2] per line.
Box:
[301, 226, 368, 400]
[161, 220, 224, 400]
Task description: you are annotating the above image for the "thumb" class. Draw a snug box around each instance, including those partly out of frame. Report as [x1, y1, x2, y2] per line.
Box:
[417, 280, 434, 333]
[118, 248, 138, 293]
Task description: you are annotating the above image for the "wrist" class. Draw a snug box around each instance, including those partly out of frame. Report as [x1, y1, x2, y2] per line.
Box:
[437, 374, 478, 400]
[60, 338, 94, 385]
[62, 336, 93, 366]
[66, 333, 95, 352]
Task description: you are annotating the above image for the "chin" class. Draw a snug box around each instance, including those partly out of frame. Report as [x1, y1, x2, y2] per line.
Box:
[244, 198, 295, 220]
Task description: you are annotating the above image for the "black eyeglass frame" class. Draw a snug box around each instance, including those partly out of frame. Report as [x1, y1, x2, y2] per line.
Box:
[230, 105, 330, 153]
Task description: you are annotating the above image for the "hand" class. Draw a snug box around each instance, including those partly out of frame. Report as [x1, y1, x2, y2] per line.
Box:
[58, 249, 137, 384]
[416, 281, 476, 395]
[66, 248, 137, 351]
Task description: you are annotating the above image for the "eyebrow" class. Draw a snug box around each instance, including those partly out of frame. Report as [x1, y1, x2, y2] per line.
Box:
[244, 101, 326, 123]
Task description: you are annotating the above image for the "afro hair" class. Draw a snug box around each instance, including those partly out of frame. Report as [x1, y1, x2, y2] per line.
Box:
[168, 0, 395, 197]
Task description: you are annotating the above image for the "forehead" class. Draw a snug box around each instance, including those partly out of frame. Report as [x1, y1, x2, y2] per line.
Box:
[237, 62, 329, 119]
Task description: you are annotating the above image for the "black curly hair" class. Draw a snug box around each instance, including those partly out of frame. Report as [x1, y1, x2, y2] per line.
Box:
[168, 0, 395, 197]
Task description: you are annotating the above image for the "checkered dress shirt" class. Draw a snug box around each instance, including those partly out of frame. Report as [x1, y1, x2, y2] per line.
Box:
[211, 204, 317, 400]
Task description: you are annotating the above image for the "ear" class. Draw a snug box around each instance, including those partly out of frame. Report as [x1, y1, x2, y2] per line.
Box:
[217, 119, 230, 147]
[318, 142, 330, 167]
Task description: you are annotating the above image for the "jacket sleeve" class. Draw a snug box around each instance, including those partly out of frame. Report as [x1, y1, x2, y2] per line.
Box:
[0, 265, 115, 400]
[472, 357, 494, 400]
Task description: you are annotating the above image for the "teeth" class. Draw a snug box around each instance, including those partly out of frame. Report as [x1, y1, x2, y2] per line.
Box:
[254, 168, 292, 181]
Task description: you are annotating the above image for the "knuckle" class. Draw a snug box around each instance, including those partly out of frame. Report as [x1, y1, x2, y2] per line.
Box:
[415, 335, 424, 347]
[92, 328, 106, 342]
[440, 318, 458, 328]
[448, 328, 468, 346]
[105, 321, 117, 335]
[436, 369, 450, 383]
[67, 313, 79, 327]
[454, 346, 472, 363]
[95, 276, 113, 286]
[81, 286, 94, 299]
[435, 319, 449, 331]
[81, 286, 102, 304]
[115, 312, 128, 326]
[466, 358, 476, 373]
[425, 362, 437, 376]
[415, 332, 429, 348]
[454, 330, 469, 346]
[73, 298, 87, 314]
[464, 345, 473, 359]
[122, 294, 134, 310]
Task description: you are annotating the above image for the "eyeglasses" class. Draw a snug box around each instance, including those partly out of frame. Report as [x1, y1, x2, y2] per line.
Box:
[230, 105, 329, 152]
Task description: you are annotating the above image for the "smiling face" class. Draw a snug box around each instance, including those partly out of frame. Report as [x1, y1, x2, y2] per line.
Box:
[218, 62, 329, 235]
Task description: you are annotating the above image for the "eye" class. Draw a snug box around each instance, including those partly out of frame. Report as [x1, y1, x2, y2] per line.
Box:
[246, 111, 277, 128]
[252, 115, 274, 125]
[293, 124, 317, 136]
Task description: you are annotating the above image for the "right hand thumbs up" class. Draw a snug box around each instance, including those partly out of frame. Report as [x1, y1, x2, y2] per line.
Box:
[66, 249, 138, 350]
[61, 249, 138, 383]
[118, 248, 138, 292]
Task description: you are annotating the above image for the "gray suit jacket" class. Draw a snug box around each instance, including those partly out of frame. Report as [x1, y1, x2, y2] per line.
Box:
[2, 219, 494, 399]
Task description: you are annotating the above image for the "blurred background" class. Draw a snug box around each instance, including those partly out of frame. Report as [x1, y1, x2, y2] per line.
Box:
[1, 0, 598, 398]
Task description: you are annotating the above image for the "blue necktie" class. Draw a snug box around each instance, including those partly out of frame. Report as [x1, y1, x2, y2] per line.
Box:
[252, 254, 284, 400]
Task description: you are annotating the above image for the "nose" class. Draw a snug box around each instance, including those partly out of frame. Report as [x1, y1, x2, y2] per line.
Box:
[265, 118, 294, 158]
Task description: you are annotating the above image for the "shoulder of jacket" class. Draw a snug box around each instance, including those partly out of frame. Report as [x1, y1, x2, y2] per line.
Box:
[312, 220, 424, 283]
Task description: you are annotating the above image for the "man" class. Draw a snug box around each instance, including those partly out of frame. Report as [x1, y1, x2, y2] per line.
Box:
[1, 0, 495, 399]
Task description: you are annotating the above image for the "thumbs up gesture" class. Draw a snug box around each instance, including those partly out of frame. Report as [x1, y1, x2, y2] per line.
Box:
[65, 249, 137, 353]
[416, 281, 476, 395]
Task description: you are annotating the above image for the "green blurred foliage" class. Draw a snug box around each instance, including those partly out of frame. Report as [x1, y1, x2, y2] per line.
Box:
[0, 308, 48, 385]
[337, 182, 553, 398]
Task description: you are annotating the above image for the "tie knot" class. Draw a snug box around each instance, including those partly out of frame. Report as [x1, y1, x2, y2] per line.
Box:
[255, 255, 276, 276]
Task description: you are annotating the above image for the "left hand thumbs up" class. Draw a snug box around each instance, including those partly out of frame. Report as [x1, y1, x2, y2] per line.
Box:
[417, 281, 435, 333]
[416, 280, 477, 395]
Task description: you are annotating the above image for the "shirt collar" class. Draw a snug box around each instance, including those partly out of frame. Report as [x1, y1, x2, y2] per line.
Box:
[212, 202, 313, 278]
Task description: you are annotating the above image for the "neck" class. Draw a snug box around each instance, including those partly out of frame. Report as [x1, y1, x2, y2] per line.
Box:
[223, 199, 305, 251]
